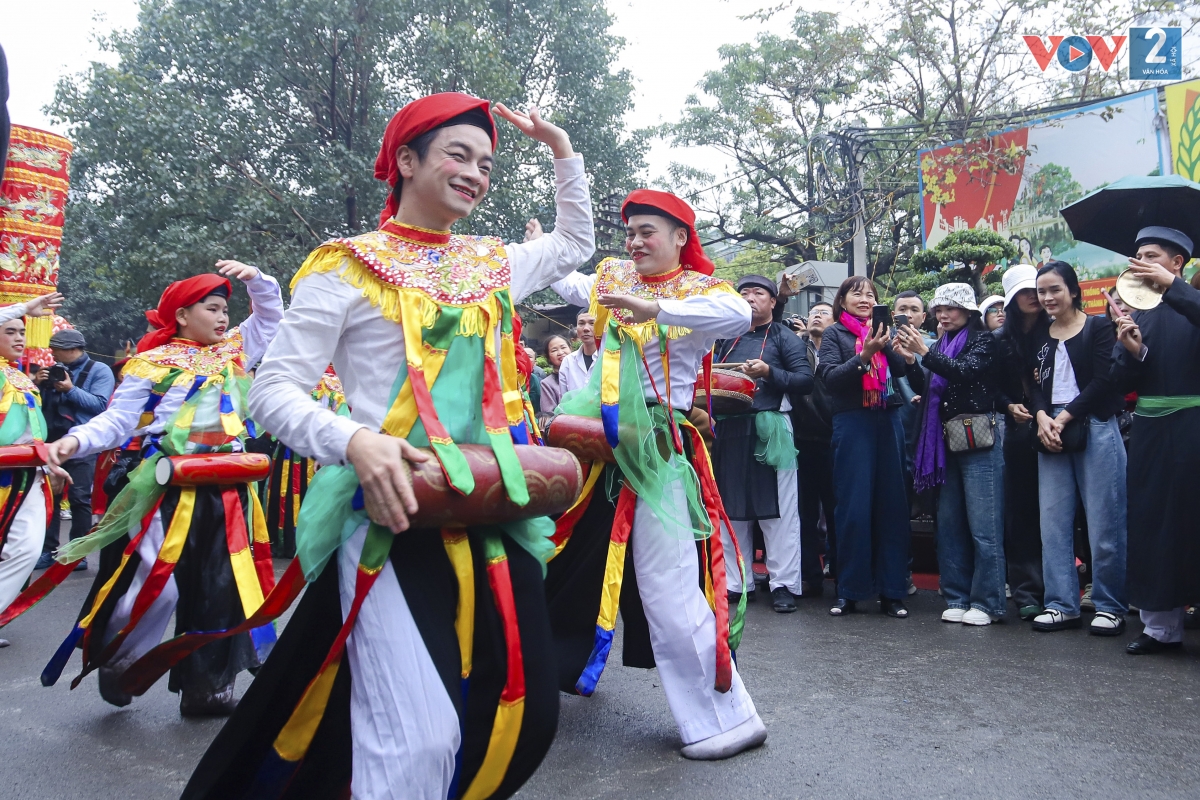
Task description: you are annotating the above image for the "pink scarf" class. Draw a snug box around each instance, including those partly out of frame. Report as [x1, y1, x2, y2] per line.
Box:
[839, 311, 889, 408]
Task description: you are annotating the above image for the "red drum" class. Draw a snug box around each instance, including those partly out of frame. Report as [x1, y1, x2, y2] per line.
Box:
[403, 444, 583, 527]
[155, 453, 272, 486]
[544, 415, 615, 464]
[0, 441, 48, 469]
[694, 368, 755, 415]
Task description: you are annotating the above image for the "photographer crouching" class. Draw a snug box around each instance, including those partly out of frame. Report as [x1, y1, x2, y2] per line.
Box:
[33, 329, 115, 571]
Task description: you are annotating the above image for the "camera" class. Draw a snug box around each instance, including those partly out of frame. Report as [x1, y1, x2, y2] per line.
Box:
[47, 364, 69, 384]
[784, 315, 806, 332]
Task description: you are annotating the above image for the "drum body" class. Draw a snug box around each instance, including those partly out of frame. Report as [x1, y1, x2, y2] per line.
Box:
[694, 368, 756, 415]
[545, 414, 615, 464]
[403, 444, 583, 527]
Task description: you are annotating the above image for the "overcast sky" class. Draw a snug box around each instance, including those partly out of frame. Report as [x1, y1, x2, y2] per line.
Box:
[2, 0, 769, 182]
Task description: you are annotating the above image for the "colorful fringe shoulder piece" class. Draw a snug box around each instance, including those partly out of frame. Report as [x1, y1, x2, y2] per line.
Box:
[0, 360, 39, 399]
[289, 224, 511, 324]
[588, 257, 738, 343]
[121, 330, 247, 384]
[0, 358, 45, 444]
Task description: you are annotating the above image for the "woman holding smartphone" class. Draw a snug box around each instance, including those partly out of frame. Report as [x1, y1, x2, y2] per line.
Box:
[895, 283, 1006, 626]
[817, 276, 912, 618]
[1028, 261, 1128, 635]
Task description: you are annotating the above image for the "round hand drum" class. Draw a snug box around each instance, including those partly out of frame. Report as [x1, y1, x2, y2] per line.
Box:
[694, 368, 756, 415]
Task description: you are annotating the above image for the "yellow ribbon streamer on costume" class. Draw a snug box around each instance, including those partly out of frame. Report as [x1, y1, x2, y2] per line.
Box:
[441, 530, 475, 679]
[462, 698, 525, 800]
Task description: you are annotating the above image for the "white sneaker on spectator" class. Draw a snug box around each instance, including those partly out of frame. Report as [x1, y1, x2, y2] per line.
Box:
[1089, 611, 1125, 636]
[962, 609, 997, 626]
[941, 608, 965, 623]
[1032, 609, 1082, 631]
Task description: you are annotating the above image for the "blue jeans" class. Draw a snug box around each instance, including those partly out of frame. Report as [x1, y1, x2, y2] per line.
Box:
[937, 419, 1007, 616]
[1037, 409, 1128, 616]
[831, 408, 911, 601]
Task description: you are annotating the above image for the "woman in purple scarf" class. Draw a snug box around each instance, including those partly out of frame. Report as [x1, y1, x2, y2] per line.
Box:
[895, 283, 1006, 626]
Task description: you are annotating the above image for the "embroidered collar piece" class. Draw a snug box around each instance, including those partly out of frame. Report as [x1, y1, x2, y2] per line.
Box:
[591, 258, 732, 326]
[133, 330, 246, 377]
[326, 228, 511, 306]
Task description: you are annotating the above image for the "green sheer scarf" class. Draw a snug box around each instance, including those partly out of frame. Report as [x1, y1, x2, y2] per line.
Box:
[557, 332, 711, 541]
[294, 331, 555, 582]
[56, 369, 249, 563]
[754, 411, 797, 471]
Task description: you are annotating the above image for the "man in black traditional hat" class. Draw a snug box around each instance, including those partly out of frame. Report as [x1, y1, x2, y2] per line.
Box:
[1112, 225, 1200, 654]
[712, 275, 813, 613]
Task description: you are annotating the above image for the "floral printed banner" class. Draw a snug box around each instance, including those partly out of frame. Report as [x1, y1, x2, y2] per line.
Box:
[918, 90, 1164, 281]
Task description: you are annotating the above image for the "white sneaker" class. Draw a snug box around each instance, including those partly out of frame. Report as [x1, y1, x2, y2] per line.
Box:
[962, 608, 998, 626]
[680, 713, 767, 760]
[941, 608, 966, 623]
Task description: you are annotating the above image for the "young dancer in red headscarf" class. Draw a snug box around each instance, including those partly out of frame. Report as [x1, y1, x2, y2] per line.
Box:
[543, 190, 766, 760]
[3, 260, 282, 714]
[166, 93, 594, 800]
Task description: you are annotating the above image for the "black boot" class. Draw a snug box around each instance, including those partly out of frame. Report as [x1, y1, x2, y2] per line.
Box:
[98, 667, 132, 708]
[179, 681, 238, 717]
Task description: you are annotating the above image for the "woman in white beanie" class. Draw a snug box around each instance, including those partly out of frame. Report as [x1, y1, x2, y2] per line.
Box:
[895, 283, 1006, 625]
[993, 265, 1048, 619]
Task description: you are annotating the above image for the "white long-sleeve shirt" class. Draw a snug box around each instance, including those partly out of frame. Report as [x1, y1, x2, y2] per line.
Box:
[69, 272, 284, 457]
[249, 156, 595, 467]
[556, 345, 595, 395]
[551, 269, 751, 409]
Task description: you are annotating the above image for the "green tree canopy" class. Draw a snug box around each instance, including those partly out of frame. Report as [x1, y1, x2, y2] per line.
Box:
[902, 228, 1017, 299]
[54, 0, 644, 353]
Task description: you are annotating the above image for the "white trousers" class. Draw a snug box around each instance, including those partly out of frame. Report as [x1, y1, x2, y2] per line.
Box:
[1140, 607, 1186, 643]
[339, 523, 460, 800]
[631, 483, 757, 745]
[723, 466, 802, 595]
[0, 473, 46, 614]
[103, 510, 179, 673]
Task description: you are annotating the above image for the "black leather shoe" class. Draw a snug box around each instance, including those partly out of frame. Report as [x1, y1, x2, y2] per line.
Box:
[829, 598, 856, 616]
[180, 683, 238, 717]
[880, 598, 910, 618]
[1126, 633, 1183, 655]
[98, 667, 132, 708]
[771, 587, 797, 613]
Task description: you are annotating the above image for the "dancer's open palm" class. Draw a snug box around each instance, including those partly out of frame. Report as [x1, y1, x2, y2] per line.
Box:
[494, 104, 575, 159]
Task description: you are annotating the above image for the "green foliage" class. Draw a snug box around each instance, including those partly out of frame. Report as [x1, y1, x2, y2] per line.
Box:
[54, 0, 643, 352]
[905, 229, 1018, 297]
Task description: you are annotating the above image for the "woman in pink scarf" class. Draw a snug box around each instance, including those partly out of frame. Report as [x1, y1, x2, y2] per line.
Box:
[815, 277, 913, 618]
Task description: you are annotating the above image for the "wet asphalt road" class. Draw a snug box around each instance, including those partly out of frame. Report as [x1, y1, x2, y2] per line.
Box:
[1, 559, 1198, 800]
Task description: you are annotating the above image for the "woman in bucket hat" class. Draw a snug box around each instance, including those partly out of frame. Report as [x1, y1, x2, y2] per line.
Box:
[895, 283, 1007, 625]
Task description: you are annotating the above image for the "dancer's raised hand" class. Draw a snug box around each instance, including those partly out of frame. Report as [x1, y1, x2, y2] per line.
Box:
[493, 104, 575, 159]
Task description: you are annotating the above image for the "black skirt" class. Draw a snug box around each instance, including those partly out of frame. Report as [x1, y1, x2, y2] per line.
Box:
[543, 465, 654, 695]
[79, 483, 259, 695]
[182, 527, 559, 800]
[711, 414, 779, 521]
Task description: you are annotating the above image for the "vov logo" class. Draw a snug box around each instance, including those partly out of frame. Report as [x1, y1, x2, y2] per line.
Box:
[1022, 35, 1127, 73]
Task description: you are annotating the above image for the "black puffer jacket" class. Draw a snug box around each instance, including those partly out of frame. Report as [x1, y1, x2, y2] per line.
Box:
[905, 327, 1000, 420]
[817, 322, 909, 415]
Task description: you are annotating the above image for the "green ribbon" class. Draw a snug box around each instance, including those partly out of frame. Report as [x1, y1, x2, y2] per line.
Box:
[754, 410, 798, 471]
[1133, 395, 1200, 417]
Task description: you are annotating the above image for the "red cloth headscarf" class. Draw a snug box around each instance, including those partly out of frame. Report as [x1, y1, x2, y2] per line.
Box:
[374, 92, 498, 227]
[620, 189, 715, 276]
[137, 274, 232, 353]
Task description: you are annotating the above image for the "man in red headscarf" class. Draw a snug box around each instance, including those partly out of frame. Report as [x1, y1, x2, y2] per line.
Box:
[175, 93, 594, 799]
[542, 190, 766, 761]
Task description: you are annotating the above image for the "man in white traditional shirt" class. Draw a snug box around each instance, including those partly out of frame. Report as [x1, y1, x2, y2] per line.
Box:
[556, 308, 597, 394]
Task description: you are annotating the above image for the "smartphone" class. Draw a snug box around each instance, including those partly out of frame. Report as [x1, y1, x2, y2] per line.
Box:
[894, 313, 910, 329]
[871, 304, 892, 336]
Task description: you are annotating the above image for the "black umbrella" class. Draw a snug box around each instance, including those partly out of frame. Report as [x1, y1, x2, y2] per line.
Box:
[1059, 174, 1200, 256]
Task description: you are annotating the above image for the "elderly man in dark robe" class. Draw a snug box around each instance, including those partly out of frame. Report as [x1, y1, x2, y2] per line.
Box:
[1112, 226, 1200, 654]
